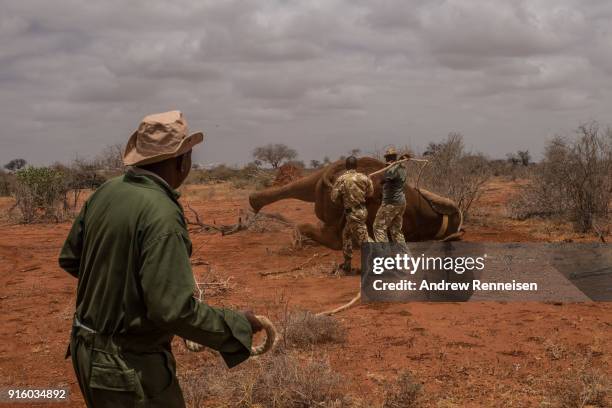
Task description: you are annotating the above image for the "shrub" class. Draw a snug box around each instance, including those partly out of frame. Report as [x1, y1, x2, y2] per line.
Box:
[418, 133, 491, 217]
[550, 365, 610, 408]
[280, 310, 346, 349]
[186, 164, 274, 190]
[508, 122, 612, 232]
[63, 159, 106, 208]
[180, 353, 350, 408]
[14, 166, 68, 223]
[382, 371, 423, 408]
[0, 169, 15, 197]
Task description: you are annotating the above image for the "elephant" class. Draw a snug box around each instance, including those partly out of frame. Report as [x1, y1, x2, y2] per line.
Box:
[249, 157, 463, 250]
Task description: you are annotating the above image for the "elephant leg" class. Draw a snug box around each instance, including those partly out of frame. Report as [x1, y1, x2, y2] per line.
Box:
[297, 222, 343, 250]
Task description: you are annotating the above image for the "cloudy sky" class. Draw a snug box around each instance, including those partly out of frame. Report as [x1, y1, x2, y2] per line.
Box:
[1, 0, 611, 166]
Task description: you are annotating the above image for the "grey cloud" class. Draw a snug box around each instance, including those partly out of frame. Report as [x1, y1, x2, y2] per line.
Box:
[1, 0, 612, 167]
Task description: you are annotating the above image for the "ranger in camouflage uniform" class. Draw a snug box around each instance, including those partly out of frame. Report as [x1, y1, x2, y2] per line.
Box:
[331, 156, 374, 272]
[373, 147, 408, 244]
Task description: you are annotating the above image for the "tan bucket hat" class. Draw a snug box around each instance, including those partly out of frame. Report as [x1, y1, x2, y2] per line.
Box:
[123, 110, 204, 166]
[384, 146, 398, 157]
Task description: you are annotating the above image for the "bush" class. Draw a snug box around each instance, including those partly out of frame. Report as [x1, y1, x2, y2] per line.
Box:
[280, 310, 346, 349]
[14, 166, 68, 223]
[181, 353, 350, 408]
[186, 164, 274, 190]
[508, 123, 612, 232]
[382, 371, 423, 408]
[550, 365, 610, 408]
[60, 159, 106, 208]
[0, 170, 15, 197]
[418, 133, 491, 217]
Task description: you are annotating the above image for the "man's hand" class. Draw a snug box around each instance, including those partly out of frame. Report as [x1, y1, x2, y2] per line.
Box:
[241, 310, 263, 333]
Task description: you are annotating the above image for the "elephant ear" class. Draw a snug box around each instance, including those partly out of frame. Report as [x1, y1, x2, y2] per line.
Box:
[321, 161, 346, 188]
[322, 157, 385, 189]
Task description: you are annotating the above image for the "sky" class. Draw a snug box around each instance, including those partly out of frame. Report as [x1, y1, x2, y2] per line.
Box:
[1, 0, 612, 166]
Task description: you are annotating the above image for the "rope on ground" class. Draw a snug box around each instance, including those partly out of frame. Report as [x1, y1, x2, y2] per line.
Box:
[316, 292, 361, 316]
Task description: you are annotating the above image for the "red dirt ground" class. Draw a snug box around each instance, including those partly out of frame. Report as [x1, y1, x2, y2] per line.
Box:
[0, 179, 610, 407]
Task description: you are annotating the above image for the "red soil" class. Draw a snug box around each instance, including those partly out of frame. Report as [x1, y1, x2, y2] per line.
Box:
[0, 179, 609, 407]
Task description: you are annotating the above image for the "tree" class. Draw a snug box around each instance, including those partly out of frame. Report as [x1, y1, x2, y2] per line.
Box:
[310, 159, 321, 169]
[517, 150, 531, 166]
[508, 122, 612, 233]
[95, 144, 124, 171]
[506, 153, 521, 166]
[507, 150, 531, 166]
[252, 143, 297, 169]
[423, 142, 442, 157]
[420, 132, 490, 217]
[4, 158, 27, 172]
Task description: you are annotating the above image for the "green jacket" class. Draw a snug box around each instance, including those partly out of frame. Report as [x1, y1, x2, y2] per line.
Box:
[382, 163, 407, 205]
[59, 168, 252, 368]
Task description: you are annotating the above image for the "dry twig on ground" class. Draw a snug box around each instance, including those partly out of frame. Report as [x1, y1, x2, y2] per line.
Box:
[192, 263, 235, 298]
[185, 203, 293, 236]
[260, 253, 329, 277]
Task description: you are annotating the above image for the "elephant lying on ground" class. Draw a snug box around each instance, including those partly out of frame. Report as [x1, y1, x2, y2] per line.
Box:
[249, 157, 463, 250]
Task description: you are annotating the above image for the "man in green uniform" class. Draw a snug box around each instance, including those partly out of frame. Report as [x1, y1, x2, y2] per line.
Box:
[331, 156, 374, 273]
[59, 111, 262, 408]
[373, 147, 409, 244]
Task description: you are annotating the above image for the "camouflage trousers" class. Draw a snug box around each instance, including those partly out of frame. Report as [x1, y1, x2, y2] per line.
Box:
[373, 202, 406, 243]
[342, 206, 372, 261]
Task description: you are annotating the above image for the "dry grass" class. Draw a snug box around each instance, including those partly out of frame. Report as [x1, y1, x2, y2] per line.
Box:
[544, 338, 566, 361]
[549, 364, 610, 408]
[180, 353, 351, 408]
[192, 262, 235, 298]
[178, 306, 350, 407]
[279, 310, 347, 350]
[381, 371, 423, 408]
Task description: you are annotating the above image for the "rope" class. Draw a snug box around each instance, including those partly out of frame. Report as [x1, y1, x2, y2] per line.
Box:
[368, 157, 429, 178]
[185, 281, 279, 356]
[316, 292, 361, 316]
[184, 314, 279, 356]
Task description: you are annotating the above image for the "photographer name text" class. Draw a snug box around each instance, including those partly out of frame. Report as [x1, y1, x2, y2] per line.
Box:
[372, 279, 538, 291]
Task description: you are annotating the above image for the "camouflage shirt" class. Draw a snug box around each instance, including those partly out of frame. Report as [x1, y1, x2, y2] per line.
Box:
[382, 162, 407, 204]
[331, 169, 374, 209]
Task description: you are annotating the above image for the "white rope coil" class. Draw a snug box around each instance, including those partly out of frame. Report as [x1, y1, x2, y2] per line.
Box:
[184, 315, 279, 356]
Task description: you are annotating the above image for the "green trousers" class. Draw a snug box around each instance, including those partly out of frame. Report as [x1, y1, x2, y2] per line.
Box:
[69, 326, 185, 408]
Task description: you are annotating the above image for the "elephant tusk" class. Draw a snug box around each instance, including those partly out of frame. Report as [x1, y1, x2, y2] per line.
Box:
[434, 214, 449, 239]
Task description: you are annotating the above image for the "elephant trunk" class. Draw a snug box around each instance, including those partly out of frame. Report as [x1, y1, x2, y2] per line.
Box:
[249, 169, 324, 212]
